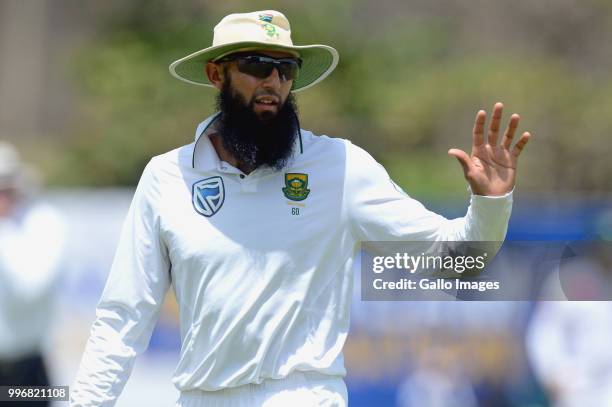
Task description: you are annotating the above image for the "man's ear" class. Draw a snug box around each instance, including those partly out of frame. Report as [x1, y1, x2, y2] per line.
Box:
[205, 62, 225, 90]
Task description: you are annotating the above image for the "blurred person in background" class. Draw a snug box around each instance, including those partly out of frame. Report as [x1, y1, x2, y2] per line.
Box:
[72, 9, 531, 407]
[527, 253, 612, 406]
[0, 141, 66, 406]
[527, 301, 612, 406]
[397, 347, 478, 407]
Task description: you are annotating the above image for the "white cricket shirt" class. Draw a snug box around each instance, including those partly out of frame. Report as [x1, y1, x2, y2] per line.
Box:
[71, 113, 513, 406]
[0, 203, 65, 359]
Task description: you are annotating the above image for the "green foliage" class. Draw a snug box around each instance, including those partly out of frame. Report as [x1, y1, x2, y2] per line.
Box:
[51, 0, 612, 197]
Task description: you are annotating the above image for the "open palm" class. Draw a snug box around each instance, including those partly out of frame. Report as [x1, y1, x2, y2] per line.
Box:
[448, 102, 531, 196]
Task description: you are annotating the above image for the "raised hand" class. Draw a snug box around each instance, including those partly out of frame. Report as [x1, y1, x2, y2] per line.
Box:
[448, 102, 531, 196]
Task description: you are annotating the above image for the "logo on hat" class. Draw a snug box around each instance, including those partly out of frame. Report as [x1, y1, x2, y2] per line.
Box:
[282, 173, 310, 201]
[258, 13, 273, 23]
[192, 176, 225, 217]
[257, 12, 278, 38]
[261, 23, 279, 38]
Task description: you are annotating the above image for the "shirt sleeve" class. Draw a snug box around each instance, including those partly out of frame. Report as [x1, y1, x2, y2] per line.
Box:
[71, 159, 171, 407]
[344, 141, 513, 243]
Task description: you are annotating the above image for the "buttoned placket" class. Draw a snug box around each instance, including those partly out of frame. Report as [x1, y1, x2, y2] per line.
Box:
[217, 161, 260, 193]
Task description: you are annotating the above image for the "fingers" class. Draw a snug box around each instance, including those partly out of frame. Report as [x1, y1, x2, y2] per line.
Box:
[487, 102, 504, 146]
[511, 132, 531, 158]
[448, 148, 474, 177]
[473, 110, 486, 147]
[470, 103, 531, 159]
[479, 102, 524, 150]
[502, 113, 520, 149]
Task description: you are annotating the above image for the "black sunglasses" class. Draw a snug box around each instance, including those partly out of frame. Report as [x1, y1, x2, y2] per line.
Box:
[217, 54, 302, 82]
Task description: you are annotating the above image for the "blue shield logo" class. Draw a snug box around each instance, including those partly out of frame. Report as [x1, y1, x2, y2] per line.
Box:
[192, 176, 225, 217]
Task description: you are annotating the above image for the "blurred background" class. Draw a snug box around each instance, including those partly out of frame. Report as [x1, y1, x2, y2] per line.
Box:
[0, 0, 611, 406]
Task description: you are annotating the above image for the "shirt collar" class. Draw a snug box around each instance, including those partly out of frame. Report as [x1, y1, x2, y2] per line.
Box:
[191, 112, 304, 171]
[192, 112, 222, 171]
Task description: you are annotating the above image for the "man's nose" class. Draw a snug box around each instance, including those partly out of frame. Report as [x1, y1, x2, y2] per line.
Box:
[261, 67, 283, 89]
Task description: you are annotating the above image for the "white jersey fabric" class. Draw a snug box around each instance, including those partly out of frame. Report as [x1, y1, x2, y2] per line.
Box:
[177, 370, 347, 407]
[71, 113, 513, 406]
[0, 203, 65, 359]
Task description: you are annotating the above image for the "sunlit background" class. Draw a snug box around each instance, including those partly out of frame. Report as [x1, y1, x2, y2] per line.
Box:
[1, 0, 611, 406]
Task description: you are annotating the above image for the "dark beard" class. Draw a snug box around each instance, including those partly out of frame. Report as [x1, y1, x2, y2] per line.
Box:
[215, 78, 299, 172]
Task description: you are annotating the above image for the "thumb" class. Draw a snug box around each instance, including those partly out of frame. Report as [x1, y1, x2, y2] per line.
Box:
[448, 148, 473, 177]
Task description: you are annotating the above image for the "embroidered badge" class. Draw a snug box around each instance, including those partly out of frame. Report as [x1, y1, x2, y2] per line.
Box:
[258, 12, 278, 37]
[258, 13, 274, 23]
[261, 22, 279, 38]
[282, 173, 310, 201]
[192, 176, 225, 217]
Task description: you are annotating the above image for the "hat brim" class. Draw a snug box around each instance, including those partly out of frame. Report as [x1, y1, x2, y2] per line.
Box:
[169, 42, 338, 92]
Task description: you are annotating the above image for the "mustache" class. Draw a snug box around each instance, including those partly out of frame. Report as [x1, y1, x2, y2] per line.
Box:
[252, 90, 281, 99]
[250, 90, 283, 107]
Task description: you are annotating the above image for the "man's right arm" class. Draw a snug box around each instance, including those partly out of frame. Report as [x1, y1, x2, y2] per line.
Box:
[71, 159, 171, 407]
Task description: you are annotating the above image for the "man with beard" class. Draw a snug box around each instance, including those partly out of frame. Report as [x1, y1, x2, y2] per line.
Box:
[71, 10, 531, 407]
[212, 54, 301, 173]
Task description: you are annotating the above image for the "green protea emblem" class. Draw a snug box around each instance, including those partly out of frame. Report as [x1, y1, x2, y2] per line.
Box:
[282, 173, 310, 201]
[261, 22, 279, 38]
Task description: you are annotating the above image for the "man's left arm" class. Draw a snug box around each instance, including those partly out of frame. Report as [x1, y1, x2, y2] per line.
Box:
[345, 102, 530, 243]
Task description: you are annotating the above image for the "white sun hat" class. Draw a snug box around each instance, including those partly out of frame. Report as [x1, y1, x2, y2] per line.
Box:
[169, 10, 339, 92]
